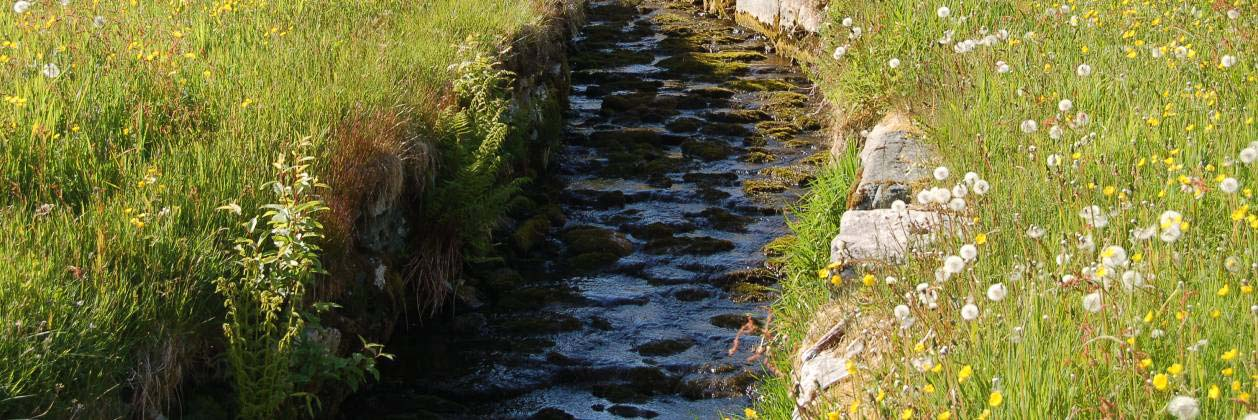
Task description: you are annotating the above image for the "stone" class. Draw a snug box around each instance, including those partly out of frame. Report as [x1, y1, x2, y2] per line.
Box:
[850, 112, 934, 210]
[606, 405, 659, 418]
[734, 0, 825, 33]
[529, 408, 576, 420]
[829, 208, 954, 264]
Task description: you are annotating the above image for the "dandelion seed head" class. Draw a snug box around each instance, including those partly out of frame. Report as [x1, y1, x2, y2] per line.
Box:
[1021, 119, 1039, 133]
[934, 166, 951, 181]
[1227, 9, 1241, 20]
[888, 58, 901, 69]
[1166, 396, 1200, 420]
[961, 303, 980, 321]
[936, 6, 950, 18]
[1221, 55, 1238, 68]
[944, 255, 966, 274]
[1220, 177, 1239, 193]
[973, 180, 990, 195]
[1027, 225, 1047, 239]
[41, 63, 60, 79]
[891, 200, 907, 212]
[1082, 292, 1103, 313]
[1058, 99, 1073, 112]
[987, 283, 1007, 301]
[996, 60, 1011, 73]
[1238, 147, 1257, 164]
[948, 197, 966, 211]
[1076, 63, 1092, 77]
[832, 45, 847, 60]
[13, 1, 31, 14]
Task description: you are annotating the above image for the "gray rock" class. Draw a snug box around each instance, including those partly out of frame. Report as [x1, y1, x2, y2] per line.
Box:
[850, 113, 934, 210]
[735, 0, 825, 33]
[829, 208, 954, 263]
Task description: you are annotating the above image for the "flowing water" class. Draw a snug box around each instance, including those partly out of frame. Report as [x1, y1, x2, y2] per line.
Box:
[344, 1, 823, 418]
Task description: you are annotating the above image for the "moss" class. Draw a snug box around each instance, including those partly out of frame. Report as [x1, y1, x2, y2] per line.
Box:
[658, 52, 750, 80]
[729, 282, 773, 303]
[761, 166, 815, 186]
[710, 314, 759, 330]
[701, 122, 753, 137]
[499, 313, 583, 335]
[680, 139, 734, 161]
[756, 120, 802, 139]
[643, 235, 735, 255]
[761, 235, 796, 259]
[688, 207, 752, 232]
[742, 179, 789, 195]
[665, 117, 702, 133]
[511, 215, 552, 253]
[562, 227, 633, 256]
[742, 149, 777, 163]
[724, 78, 799, 92]
[705, 109, 770, 123]
[570, 49, 655, 69]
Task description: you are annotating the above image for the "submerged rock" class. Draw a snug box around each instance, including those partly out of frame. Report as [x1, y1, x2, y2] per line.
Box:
[634, 337, 697, 357]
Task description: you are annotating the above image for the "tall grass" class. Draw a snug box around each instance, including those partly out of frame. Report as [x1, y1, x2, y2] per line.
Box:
[759, 0, 1255, 418]
[0, 0, 542, 417]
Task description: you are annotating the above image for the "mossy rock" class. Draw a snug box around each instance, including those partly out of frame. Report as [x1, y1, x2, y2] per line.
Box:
[562, 226, 633, 256]
[742, 179, 789, 195]
[681, 171, 738, 187]
[665, 117, 703, 133]
[801, 151, 831, 166]
[568, 252, 623, 272]
[687, 86, 737, 99]
[592, 384, 651, 404]
[658, 52, 750, 80]
[755, 120, 802, 139]
[634, 337, 697, 357]
[742, 149, 776, 163]
[762, 91, 809, 110]
[621, 222, 697, 241]
[687, 207, 752, 232]
[711, 267, 778, 288]
[760, 166, 815, 187]
[588, 128, 663, 147]
[761, 235, 796, 258]
[697, 186, 731, 202]
[680, 139, 734, 161]
[643, 235, 735, 255]
[512, 215, 552, 253]
[496, 286, 581, 311]
[705, 109, 770, 124]
[674, 287, 714, 301]
[499, 313, 583, 335]
[724, 78, 799, 92]
[601, 92, 658, 112]
[729, 282, 774, 303]
[571, 49, 655, 69]
[710, 314, 760, 330]
[783, 138, 815, 149]
[701, 122, 752, 137]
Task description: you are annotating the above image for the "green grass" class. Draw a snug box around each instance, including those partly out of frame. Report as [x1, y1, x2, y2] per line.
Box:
[0, 0, 542, 416]
[758, 0, 1256, 418]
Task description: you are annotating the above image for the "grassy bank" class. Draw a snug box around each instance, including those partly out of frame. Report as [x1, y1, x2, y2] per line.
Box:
[759, 1, 1255, 418]
[0, 0, 545, 416]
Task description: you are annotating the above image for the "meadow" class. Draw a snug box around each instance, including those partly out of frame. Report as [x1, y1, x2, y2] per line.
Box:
[754, 0, 1256, 418]
[0, 0, 543, 417]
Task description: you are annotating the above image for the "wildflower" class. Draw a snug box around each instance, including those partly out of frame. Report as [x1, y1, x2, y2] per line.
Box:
[888, 58, 901, 69]
[832, 46, 847, 60]
[924, 383, 936, 393]
[948, 197, 966, 211]
[1241, 147, 1258, 164]
[1221, 55, 1238, 68]
[1140, 358, 1153, 369]
[1020, 119, 1038, 133]
[1082, 292, 1102, 313]
[1209, 384, 1221, 399]
[1218, 284, 1231, 297]
[944, 255, 966, 274]
[863, 273, 876, 287]
[1079, 205, 1109, 228]
[1133, 225, 1157, 241]
[1100, 245, 1127, 268]
[1167, 363, 1184, 376]
[960, 244, 978, 261]
[842, 17, 853, 27]
[891, 200, 907, 212]
[936, 6, 950, 18]
[744, 408, 759, 419]
[1121, 271, 1144, 291]
[894, 304, 911, 321]
[1222, 348, 1239, 362]
[936, 411, 950, 420]
[1058, 99, 1073, 113]
[934, 166, 950, 181]
[1046, 154, 1062, 167]
[1153, 373, 1170, 390]
[1076, 63, 1092, 77]
[13, 1, 31, 13]
[961, 303, 979, 321]
[901, 408, 914, 419]
[1049, 125, 1064, 140]
[996, 60, 1011, 73]
[41, 63, 61, 79]
[975, 233, 987, 245]
[973, 180, 990, 195]
[1165, 396, 1199, 419]
[1220, 178, 1239, 193]
[831, 275, 842, 287]
[987, 283, 1007, 301]
[988, 390, 1003, 407]
[93, 15, 105, 27]
[1026, 225, 1046, 239]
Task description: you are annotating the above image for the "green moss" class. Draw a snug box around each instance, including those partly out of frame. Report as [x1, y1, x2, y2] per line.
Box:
[681, 140, 735, 161]
[743, 149, 777, 163]
[562, 227, 633, 256]
[511, 215, 552, 253]
[725, 78, 799, 92]
[658, 52, 750, 80]
[742, 179, 789, 195]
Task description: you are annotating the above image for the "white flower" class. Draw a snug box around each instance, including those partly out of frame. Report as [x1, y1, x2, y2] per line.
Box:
[93, 15, 105, 27]
[1221, 55, 1238, 68]
[1165, 395, 1200, 420]
[1121, 270, 1144, 291]
[1159, 227, 1182, 242]
[888, 58, 901, 69]
[1026, 225, 1046, 239]
[1049, 125, 1065, 140]
[1241, 147, 1258, 164]
[1077, 234, 1095, 252]
[1074, 111, 1091, 127]
[953, 39, 976, 54]
[1061, 274, 1077, 284]
[1220, 177, 1239, 193]
[1100, 245, 1127, 268]
[1151, 328, 1165, 338]
[1242, 413, 1258, 420]
[1058, 99, 1073, 112]
[1078, 205, 1108, 228]
[41, 63, 60, 79]
[1020, 119, 1038, 133]
[13, 1, 31, 13]
[885, 276, 898, 285]
[832, 45, 847, 60]
[894, 304, 912, 321]
[1151, 46, 1164, 59]
[987, 283, 1007, 301]
[961, 303, 980, 321]
[936, 6, 950, 18]
[963, 172, 979, 185]
[1228, 9, 1241, 20]
[973, 180, 990, 195]
[849, 26, 862, 39]
[891, 200, 907, 212]
[916, 190, 932, 204]
[934, 166, 950, 181]
[1159, 210, 1183, 230]
[948, 197, 966, 211]
[842, 17, 853, 27]
[944, 255, 966, 274]
[1133, 225, 1157, 241]
[1076, 63, 1092, 77]
[1082, 292, 1102, 313]
[996, 60, 1011, 74]
[930, 187, 952, 204]
[960, 244, 978, 261]
[1046, 154, 1062, 167]
[952, 184, 968, 198]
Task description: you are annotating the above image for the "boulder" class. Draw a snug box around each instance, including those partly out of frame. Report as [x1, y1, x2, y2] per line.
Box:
[829, 208, 954, 264]
[849, 112, 934, 210]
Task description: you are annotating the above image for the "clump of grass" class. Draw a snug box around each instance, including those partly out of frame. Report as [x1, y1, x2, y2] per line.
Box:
[758, 1, 1255, 418]
[0, 0, 542, 417]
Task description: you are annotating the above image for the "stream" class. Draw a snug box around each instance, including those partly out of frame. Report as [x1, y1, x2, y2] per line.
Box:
[342, 0, 823, 418]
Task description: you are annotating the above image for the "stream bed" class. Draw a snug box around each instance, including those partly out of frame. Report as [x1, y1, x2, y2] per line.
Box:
[342, 1, 824, 418]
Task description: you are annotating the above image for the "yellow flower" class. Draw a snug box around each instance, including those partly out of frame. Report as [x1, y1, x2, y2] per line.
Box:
[1233, 380, 1242, 392]
[744, 408, 758, 419]
[1243, 284, 1254, 295]
[936, 411, 951, 420]
[849, 399, 860, 414]
[988, 390, 1003, 407]
[1167, 363, 1183, 376]
[977, 409, 991, 420]
[876, 389, 886, 403]
[831, 275, 843, 287]
[863, 274, 876, 287]
[1217, 284, 1230, 297]
[1240, 392, 1251, 404]
[1140, 358, 1153, 369]
[1153, 373, 1169, 391]
[923, 384, 936, 394]
[914, 343, 926, 353]
[975, 233, 987, 245]
[958, 365, 973, 383]
[1222, 368, 1234, 377]
[818, 268, 831, 279]
[1209, 384, 1221, 399]
[1103, 186, 1116, 196]
[1143, 311, 1153, 323]
[846, 359, 857, 376]
[901, 408, 914, 419]
[931, 363, 943, 374]
[828, 411, 840, 420]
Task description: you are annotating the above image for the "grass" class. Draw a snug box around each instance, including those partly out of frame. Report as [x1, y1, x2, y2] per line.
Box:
[756, 0, 1256, 418]
[0, 0, 544, 417]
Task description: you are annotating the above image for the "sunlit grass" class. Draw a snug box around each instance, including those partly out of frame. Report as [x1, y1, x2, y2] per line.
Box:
[760, 0, 1255, 418]
[0, 0, 540, 416]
